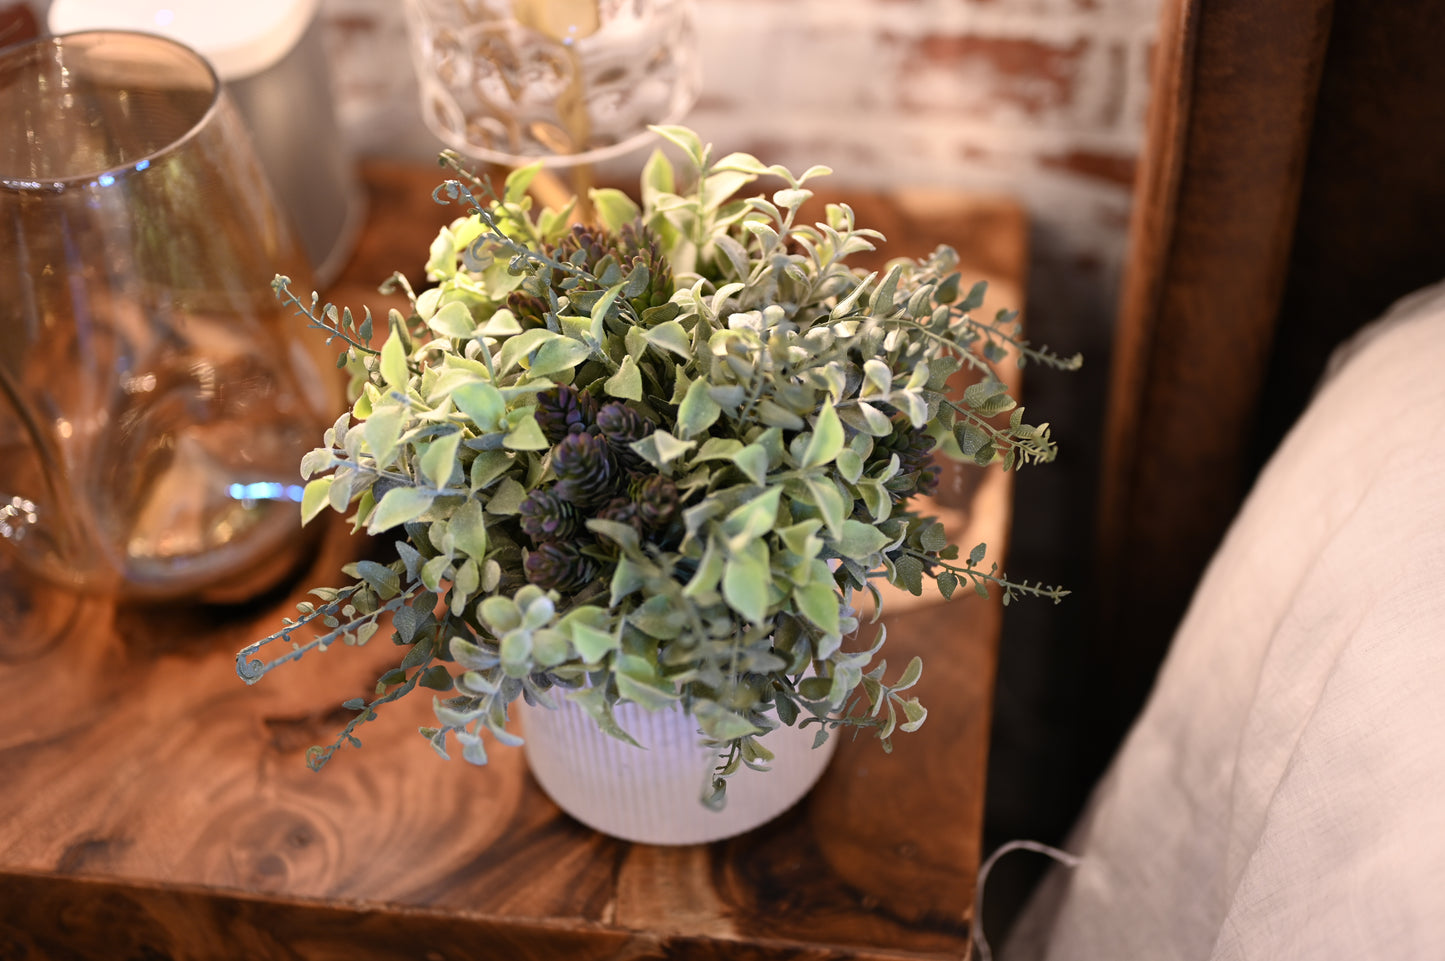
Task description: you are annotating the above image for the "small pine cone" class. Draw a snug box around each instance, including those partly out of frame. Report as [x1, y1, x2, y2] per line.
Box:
[505, 290, 549, 329]
[873, 416, 940, 502]
[596, 496, 646, 539]
[535, 385, 599, 446]
[596, 402, 653, 469]
[630, 474, 680, 530]
[617, 221, 674, 313]
[874, 417, 936, 476]
[551, 432, 616, 509]
[524, 540, 600, 594]
[518, 488, 580, 542]
[915, 462, 941, 499]
[554, 223, 611, 276]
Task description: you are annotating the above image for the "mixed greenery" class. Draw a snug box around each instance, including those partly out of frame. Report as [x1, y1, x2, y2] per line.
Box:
[235, 126, 1076, 804]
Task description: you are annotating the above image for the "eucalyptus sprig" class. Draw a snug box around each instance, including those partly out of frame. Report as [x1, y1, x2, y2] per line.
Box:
[237, 126, 1076, 804]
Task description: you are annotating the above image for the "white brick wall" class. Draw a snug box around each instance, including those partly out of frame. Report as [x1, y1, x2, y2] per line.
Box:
[314, 0, 1160, 350]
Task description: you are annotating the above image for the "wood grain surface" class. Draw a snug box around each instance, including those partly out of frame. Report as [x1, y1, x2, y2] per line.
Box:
[0, 163, 1026, 960]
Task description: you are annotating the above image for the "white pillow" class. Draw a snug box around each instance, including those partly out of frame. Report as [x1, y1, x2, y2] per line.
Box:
[1006, 281, 1445, 961]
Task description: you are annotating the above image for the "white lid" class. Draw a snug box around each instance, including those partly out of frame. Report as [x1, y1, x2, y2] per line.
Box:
[48, 0, 319, 80]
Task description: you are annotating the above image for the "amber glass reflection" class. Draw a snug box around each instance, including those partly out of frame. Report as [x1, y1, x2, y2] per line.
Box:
[0, 32, 335, 599]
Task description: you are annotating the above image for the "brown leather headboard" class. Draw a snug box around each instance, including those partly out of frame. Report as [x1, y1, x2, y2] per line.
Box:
[1092, 0, 1445, 744]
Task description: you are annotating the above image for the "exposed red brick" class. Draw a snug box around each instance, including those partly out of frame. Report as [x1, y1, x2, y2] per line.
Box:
[893, 35, 1091, 115]
[1040, 148, 1137, 186]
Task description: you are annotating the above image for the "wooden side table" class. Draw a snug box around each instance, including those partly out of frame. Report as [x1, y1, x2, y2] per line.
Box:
[0, 163, 1027, 961]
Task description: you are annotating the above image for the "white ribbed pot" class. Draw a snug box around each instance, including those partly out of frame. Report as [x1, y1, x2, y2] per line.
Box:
[519, 696, 838, 845]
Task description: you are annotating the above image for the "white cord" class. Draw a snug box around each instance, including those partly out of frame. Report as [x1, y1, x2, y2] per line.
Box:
[971, 840, 1082, 961]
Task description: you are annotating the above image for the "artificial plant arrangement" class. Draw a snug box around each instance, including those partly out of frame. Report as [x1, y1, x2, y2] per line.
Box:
[236, 126, 1076, 804]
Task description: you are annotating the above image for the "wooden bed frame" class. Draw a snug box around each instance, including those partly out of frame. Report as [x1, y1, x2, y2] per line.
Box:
[1092, 0, 1445, 746]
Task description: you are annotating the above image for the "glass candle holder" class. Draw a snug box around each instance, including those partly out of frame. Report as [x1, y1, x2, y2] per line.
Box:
[404, 0, 700, 166]
[0, 31, 337, 600]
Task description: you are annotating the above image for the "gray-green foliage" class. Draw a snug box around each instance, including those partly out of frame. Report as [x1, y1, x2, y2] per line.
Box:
[236, 126, 1076, 803]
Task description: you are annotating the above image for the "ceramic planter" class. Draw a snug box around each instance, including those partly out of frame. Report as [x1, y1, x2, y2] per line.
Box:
[519, 696, 837, 845]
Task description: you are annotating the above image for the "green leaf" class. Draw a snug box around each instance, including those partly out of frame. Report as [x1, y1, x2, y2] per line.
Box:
[918, 520, 949, 553]
[732, 444, 770, 485]
[955, 422, 991, 457]
[452, 382, 506, 429]
[692, 701, 761, 741]
[419, 429, 462, 489]
[650, 124, 707, 167]
[893, 656, 923, 692]
[615, 654, 680, 710]
[368, 487, 435, 534]
[937, 570, 959, 599]
[450, 499, 488, 558]
[836, 519, 890, 558]
[300, 477, 333, 525]
[425, 300, 476, 338]
[804, 475, 847, 538]
[529, 336, 592, 377]
[644, 320, 692, 358]
[591, 188, 640, 233]
[723, 540, 771, 624]
[362, 405, 405, 468]
[503, 415, 549, 451]
[504, 162, 541, 204]
[794, 579, 840, 636]
[960, 279, 988, 312]
[379, 331, 409, 389]
[830, 271, 876, 320]
[485, 476, 527, 515]
[568, 686, 642, 747]
[801, 401, 844, 468]
[835, 448, 864, 485]
[678, 378, 722, 439]
[723, 486, 782, 546]
[568, 621, 617, 663]
[604, 354, 644, 401]
[632, 430, 695, 469]
[899, 697, 928, 733]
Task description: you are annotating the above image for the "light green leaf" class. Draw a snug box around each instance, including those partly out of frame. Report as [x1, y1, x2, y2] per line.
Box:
[504, 162, 541, 204]
[485, 476, 527, 515]
[604, 354, 644, 401]
[568, 686, 642, 747]
[419, 430, 462, 489]
[893, 656, 923, 692]
[379, 331, 409, 389]
[568, 621, 617, 663]
[300, 477, 333, 525]
[723, 540, 770, 624]
[723, 486, 781, 546]
[591, 188, 640, 233]
[802, 401, 844, 468]
[644, 320, 692, 358]
[794, 578, 840, 636]
[362, 405, 405, 468]
[529, 336, 592, 377]
[837, 519, 890, 558]
[368, 486, 435, 534]
[502, 415, 549, 451]
[426, 300, 476, 338]
[732, 443, 770, 485]
[678, 378, 722, 439]
[452, 382, 505, 429]
[451, 498, 488, 558]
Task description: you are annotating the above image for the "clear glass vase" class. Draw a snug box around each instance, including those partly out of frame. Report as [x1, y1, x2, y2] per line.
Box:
[404, 0, 701, 166]
[0, 31, 337, 600]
